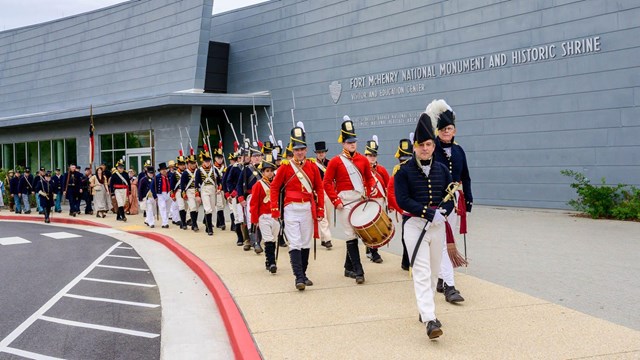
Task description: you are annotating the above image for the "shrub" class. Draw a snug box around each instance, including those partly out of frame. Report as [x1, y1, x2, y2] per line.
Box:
[561, 170, 640, 221]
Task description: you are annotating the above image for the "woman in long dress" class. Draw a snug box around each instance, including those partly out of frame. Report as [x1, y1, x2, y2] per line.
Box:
[127, 169, 140, 215]
[90, 167, 109, 218]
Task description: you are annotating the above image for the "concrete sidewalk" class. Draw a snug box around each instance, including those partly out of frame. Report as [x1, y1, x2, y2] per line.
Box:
[11, 207, 640, 359]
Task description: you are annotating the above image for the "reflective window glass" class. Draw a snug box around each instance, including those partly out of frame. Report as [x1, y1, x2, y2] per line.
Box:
[100, 134, 113, 151]
[40, 141, 52, 170]
[66, 138, 77, 166]
[114, 133, 126, 150]
[15, 143, 26, 169]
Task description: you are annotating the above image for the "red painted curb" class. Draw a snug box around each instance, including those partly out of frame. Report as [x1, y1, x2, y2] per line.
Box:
[0, 215, 110, 228]
[1, 215, 261, 360]
[130, 231, 262, 360]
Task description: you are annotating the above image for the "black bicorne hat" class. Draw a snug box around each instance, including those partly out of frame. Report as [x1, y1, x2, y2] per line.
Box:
[426, 99, 456, 130]
[414, 113, 437, 144]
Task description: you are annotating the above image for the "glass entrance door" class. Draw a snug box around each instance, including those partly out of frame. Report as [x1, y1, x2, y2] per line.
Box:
[126, 150, 151, 174]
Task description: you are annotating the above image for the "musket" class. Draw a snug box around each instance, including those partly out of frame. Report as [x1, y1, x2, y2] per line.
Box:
[205, 117, 212, 152]
[264, 107, 276, 142]
[290, 91, 296, 126]
[217, 124, 227, 168]
[185, 127, 194, 155]
[250, 114, 256, 143]
[178, 127, 185, 155]
[222, 109, 239, 145]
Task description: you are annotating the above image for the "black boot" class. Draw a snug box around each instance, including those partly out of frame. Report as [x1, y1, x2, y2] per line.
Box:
[369, 247, 383, 263]
[251, 228, 263, 254]
[427, 320, 443, 339]
[190, 211, 199, 232]
[179, 210, 187, 230]
[116, 207, 122, 221]
[205, 213, 214, 236]
[346, 239, 365, 284]
[437, 278, 444, 293]
[119, 207, 127, 222]
[265, 242, 277, 273]
[443, 283, 465, 303]
[301, 248, 313, 286]
[241, 224, 251, 250]
[344, 249, 356, 279]
[289, 249, 306, 291]
[230, 213, 236, 231]
[217, 210, 226, 230]
[235, 225, 244, 246]
[44, 207, 51, 223]
[278, 233, 287, 247]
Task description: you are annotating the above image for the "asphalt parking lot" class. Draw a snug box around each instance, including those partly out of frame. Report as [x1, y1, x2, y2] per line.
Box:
[0, 223, 161, 359]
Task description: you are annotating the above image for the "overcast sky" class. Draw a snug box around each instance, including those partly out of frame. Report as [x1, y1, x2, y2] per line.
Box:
[0, 0, 269, 31]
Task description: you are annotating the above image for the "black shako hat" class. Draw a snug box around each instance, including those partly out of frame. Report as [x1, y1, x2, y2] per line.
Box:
[414, 113, 437, 144]
[290, 122, 307, 150]
[338, 115, 357, 143]
[314, 141, 327, 152]
[364, 135, 379, 156]
[259, 153, 277, 170]
[426, 99, 456, 130]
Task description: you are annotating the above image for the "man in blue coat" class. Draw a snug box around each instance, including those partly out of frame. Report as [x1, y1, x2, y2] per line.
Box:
[394, 111, 454, 339]
[62, 164, 83, 216]
[18, 168, 35, 214]
[51, 168, 63, 213]
[9, 170, 22, 214]
[139, 166, 157, 228]
[430, 99, 472, 304]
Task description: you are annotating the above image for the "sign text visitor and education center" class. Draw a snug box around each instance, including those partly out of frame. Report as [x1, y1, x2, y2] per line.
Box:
[349, 36, 602, 101]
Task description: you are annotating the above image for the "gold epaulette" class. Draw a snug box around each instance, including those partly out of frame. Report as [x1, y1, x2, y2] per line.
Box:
[392, 160, 409, 176]
[308, 158, 316, 163]
[281, 159, 290, 165]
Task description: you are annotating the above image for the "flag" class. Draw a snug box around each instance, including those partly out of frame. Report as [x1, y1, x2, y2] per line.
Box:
[89, 105, 95, 166]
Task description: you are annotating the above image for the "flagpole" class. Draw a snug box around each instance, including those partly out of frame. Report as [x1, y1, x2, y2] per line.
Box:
[89, 105, 95, 170]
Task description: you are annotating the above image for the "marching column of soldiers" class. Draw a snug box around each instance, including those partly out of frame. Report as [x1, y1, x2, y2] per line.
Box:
[4, 98, 472, 341]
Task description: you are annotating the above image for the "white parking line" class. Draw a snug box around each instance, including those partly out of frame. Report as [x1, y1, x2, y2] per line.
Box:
[39, 316, 159, 339]
[117, 246, 134, 249]
[40, 232, 82, 239]
[0, 242, 122, 349]
[0, 237, 31, 246]
[63, 294, 160, 308]
[96, 264, 149, 272]
[107, 255, 141, 259]
[82, 277, 156, 288]
[0, 346, 65, 360]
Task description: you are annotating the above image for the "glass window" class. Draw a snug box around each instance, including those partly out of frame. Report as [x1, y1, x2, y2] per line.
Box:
[27, 141, 39, 171]
[113, 133, 126, 150]
[15, 143, 26, 169]
[3, 144, 14, 170]
[101, 151, 113, 170]
[52, 139, 64, 171]
[40, 140, 52, 170]
[126, 131, 151, 149]
[100, 134, 113, 151]
[66, 138, 77, 166]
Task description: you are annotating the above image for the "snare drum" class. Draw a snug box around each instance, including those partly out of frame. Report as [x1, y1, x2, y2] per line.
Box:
[348, 199, 395, 248]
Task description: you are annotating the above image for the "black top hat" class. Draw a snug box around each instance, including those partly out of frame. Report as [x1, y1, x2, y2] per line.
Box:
[414, 113, 437, 144]
[158, 162, 168, 171]
[364, 135, 379, 156]
[314, 141, 327, 152]
[146, 166, 155, 173]
[338, 116, 357, 143]
[426, 99, 456, 130]
[395, 138, 412, 160]
[290, 122, 307, 149]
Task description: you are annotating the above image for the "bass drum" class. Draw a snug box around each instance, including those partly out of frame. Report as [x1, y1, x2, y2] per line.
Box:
[348, 199, 395, 248]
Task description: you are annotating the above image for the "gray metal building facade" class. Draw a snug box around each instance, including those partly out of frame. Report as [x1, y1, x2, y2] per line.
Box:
[1, 0, 639, 208]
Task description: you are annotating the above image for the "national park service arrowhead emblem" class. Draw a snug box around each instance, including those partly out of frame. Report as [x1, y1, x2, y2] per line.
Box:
[329, 81, 342, 104]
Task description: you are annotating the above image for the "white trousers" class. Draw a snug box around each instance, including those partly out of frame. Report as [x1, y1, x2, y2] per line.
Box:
[114, 189, 127, 207]
[439, 192, 460, 286]
[157, 192, 171, 226]
[404, 217, 445, 323]
[318, 194, 332, 241]
[284, 202, 313, 251]
[258, 214, 280, 243]
[186, 188, 198, 210]
[229, 197, 238, 221]
[336, 190, 362, 240]
[235, 194, 252, 224]
[201, 184, 217, 214]
[145, 198, 156, 226]
[216, 190, 225, 211]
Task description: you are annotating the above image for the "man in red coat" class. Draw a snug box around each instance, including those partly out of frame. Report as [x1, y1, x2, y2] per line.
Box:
[323, 116, 376, 284]
[364, 135, 390, 264]
[270, 122, 325, 291]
